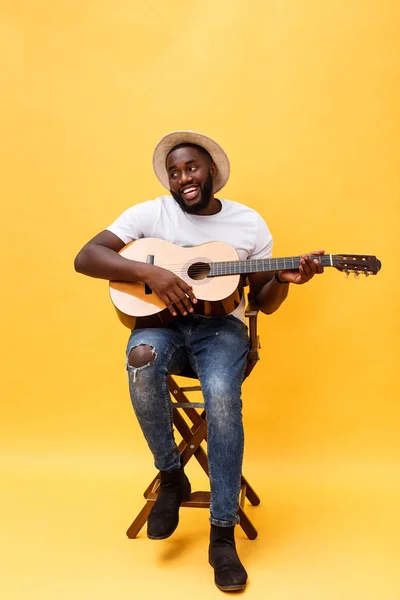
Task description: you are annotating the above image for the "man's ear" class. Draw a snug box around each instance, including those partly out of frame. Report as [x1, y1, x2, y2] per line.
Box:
[210, 162, 217, 177]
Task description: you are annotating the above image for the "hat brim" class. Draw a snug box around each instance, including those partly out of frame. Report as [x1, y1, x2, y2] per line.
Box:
[152, 130, 230, 194]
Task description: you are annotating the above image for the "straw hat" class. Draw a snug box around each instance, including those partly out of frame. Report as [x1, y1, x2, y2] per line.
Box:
[152, 130, 230, 193]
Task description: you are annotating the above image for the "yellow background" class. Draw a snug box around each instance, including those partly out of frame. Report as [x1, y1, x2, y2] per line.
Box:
[1, 1, 399, 598]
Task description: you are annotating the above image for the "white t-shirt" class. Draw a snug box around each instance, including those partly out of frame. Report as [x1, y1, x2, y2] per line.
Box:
[107, 195, 273, 322]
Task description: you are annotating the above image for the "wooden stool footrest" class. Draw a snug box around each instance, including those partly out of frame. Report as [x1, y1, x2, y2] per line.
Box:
[178, 386, 202, 392]
[181, 491, 211, 508]
[173, 402, 205, 409]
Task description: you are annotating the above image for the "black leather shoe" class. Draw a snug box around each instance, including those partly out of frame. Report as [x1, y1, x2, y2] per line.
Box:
[147, 467, 191, 540]
[209, 525, 248, 592]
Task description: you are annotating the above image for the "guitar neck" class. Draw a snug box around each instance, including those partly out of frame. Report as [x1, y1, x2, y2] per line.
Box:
[208, 255, 332, 277]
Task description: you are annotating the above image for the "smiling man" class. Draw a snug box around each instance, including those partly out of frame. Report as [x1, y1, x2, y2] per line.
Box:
[74, 130, 324, 592]
[167, 142, 217, 214]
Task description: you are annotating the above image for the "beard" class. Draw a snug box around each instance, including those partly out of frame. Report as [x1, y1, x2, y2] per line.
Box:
[171, 172, 214, 214]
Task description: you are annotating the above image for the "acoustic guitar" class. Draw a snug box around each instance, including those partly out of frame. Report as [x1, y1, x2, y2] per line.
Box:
[109, 238, 381, 329]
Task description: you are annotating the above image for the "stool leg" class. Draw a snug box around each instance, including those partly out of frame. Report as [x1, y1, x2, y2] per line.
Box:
[238, 506, 258, 540]
[126, 501, 153, 539]
[241, 475, 261, 506]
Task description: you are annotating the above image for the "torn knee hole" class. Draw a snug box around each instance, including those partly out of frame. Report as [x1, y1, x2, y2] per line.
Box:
[128, 344, 156, 368]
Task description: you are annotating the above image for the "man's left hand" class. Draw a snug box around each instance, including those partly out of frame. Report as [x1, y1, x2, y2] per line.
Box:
[277, 250, 325, 285]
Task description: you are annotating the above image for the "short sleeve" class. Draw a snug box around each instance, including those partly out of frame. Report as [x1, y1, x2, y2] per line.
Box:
[106, 202, 152, 244]
[249, 213, 273, 260]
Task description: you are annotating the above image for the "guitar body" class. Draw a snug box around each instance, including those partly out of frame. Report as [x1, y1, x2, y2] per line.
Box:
[109, 238, 243, 329]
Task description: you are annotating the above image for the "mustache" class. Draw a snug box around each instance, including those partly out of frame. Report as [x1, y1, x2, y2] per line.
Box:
[179, 184, 199, 193]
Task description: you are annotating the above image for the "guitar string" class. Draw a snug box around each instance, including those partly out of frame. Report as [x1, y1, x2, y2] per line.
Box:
[147, 257, 322, 268]
[134, 260, 372, 273]
[133, 263, 370, 276]
[137, 268, 338, 278]
[143, 265, 308, 275]
[141, 259, 325, 270]
[139, 257, 331, 275]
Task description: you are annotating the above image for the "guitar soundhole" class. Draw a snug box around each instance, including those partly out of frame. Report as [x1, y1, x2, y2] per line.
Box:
[187, 262, 211, 281]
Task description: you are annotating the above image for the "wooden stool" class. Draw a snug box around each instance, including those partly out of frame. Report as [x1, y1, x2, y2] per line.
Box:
[126, 301, 262, 540]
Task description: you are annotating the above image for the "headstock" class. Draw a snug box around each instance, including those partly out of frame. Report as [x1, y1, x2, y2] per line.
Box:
[332, 254, 381, 277]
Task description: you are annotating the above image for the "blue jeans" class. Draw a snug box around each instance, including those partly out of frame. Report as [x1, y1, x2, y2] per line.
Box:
[126, 314, 250, 527]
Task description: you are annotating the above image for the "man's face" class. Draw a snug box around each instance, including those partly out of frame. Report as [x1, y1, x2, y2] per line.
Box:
[166, 146, 216, 214]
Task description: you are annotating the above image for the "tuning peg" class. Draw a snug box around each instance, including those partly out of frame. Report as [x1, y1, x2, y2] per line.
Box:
[364, 272, 370, 279]
[353, 272, 359, 279]
[344, 269, 350, 278]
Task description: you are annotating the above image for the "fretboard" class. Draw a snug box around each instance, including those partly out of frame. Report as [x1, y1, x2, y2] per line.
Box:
[208, 255, 332, 277]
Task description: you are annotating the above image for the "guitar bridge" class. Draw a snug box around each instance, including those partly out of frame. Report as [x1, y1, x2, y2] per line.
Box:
[145, 254, 154, 295]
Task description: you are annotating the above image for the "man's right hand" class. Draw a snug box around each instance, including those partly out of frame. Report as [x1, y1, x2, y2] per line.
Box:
[143, 265, 197, 317]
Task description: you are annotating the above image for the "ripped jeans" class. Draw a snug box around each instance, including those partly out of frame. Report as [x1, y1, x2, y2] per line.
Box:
[126, 314, 250, 527]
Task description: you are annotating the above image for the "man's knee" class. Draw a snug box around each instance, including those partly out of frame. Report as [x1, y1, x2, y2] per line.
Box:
[128, 344, 156, 368]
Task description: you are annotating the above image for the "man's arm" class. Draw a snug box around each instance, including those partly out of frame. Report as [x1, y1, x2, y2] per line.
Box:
[248, 251, 325, 315]
[74, 230, 151, 281]
[74, 231, 197, 316]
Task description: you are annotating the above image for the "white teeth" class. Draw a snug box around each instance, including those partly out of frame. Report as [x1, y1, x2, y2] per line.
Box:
[183, 186, 197, 193]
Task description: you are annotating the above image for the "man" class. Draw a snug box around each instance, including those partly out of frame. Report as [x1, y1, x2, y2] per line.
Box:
[74, 130, 324, 592]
